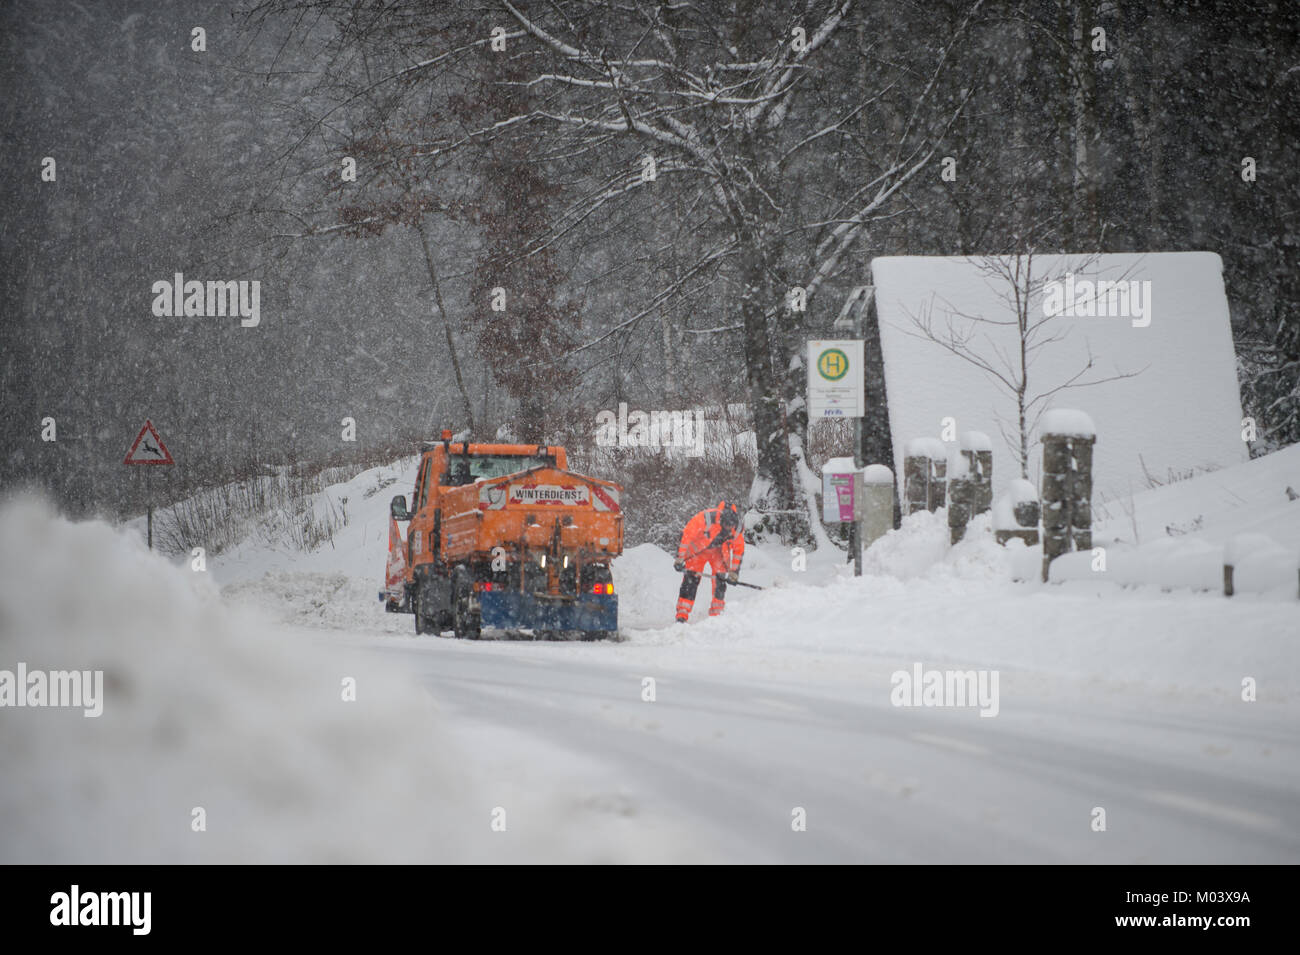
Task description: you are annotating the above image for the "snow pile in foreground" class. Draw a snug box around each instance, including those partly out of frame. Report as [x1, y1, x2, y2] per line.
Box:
[0, 496, 702, 862]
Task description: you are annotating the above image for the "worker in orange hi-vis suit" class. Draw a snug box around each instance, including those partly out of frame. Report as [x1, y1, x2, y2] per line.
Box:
[674, 501, 746, 622]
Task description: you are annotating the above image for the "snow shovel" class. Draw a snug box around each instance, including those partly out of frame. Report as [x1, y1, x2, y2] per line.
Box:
[701, 571, 764, 590]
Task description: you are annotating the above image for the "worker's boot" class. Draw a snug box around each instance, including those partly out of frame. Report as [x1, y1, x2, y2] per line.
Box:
[708, 575, 727, 616]
[675, 596, 693, 622]
[676, 571, 701, 622]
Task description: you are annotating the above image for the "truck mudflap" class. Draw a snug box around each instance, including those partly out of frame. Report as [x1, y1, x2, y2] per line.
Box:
[479, 591, 617, 633]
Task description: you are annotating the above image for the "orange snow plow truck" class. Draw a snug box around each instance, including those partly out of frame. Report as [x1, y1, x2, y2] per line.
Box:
[383, 431, 623, 639]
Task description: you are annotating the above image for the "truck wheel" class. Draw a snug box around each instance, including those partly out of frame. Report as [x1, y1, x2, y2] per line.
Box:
[452, 567, 481, 640]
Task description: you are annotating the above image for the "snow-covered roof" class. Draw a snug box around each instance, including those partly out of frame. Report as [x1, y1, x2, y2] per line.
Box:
[872, 252, 1247, 503]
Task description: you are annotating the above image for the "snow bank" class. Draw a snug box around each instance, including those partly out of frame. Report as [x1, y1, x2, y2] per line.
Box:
[612, 543, 681, 629]
[1051, 538, 1222, 591]
[210, 456, 419, 585]
[1224, 532, 1291, 568]
[621, 541, 1300, 697]
[1092, 442, 1300, 550]
[860, 509, 1037, 582]
[0, 496, 699, 863]
[1048, 531, 1297, 595]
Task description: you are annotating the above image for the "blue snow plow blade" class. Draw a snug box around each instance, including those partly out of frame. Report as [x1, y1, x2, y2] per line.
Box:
[479, 591, 617, 632]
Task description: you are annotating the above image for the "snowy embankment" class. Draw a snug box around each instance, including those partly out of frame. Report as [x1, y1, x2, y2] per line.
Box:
[1074, 441, 1300, 594]
[196, 447, 1298, 703]
[0, 495, 704, 863]
[5, 443, 1297, 862]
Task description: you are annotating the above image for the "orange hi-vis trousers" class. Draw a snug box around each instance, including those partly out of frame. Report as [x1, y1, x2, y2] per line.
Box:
[675, 555, 729, 621]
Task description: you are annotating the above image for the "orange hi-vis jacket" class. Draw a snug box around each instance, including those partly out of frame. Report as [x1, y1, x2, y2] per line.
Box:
[677, 502, 745, 575]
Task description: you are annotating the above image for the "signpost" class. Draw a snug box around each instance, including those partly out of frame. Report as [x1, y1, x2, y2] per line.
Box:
[807, 339, 865, 418]
[124, 419, 174, 549]
[811, 286, 874, 576]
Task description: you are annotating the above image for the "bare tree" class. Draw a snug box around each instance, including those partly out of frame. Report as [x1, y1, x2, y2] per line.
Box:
[472, 0, 985, 541]
[243, 0, 987, 542]
[905, 251, 1144, 477]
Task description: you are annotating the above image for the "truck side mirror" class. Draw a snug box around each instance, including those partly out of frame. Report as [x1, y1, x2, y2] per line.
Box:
[390, 495, 410, 521]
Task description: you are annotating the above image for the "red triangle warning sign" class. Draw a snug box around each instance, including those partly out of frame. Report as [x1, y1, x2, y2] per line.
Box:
[124, 419, 175, 465]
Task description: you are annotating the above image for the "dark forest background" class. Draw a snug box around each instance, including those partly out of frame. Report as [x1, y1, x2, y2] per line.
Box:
[2, 0, 1295, 545]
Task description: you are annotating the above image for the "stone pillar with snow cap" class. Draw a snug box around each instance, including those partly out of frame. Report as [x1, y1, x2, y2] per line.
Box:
[1039, 409, 1096, 582]
[994, 478, 1041, 546]
[859, 464, 895, 549]
[927, 440, 947, 509]
[959, 431, 993, 514]
[903, 437, 946, 514]
[947, 449, 972, 544]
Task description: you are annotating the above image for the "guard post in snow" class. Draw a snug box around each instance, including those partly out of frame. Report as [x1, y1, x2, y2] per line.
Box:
[1223, 533, 1300, 598]
[1040, 409, 1095, 582]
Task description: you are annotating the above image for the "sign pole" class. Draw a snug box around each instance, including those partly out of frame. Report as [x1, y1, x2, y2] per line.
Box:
[850, 507, 861, 575]
[821, 285, 873, 577]
[125, 419, 175, 550]
[851, 304, 864, 577]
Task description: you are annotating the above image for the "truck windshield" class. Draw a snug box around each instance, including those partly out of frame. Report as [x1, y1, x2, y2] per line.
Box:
[442, 454, 549, 485]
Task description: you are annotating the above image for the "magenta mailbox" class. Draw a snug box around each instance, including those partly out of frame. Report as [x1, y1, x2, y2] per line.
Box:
[821, 457, 859, 524]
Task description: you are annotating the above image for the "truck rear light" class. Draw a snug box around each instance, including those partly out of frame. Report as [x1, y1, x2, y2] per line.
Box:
[591, 583, 614, 595]
[475, 581, 494, 592]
